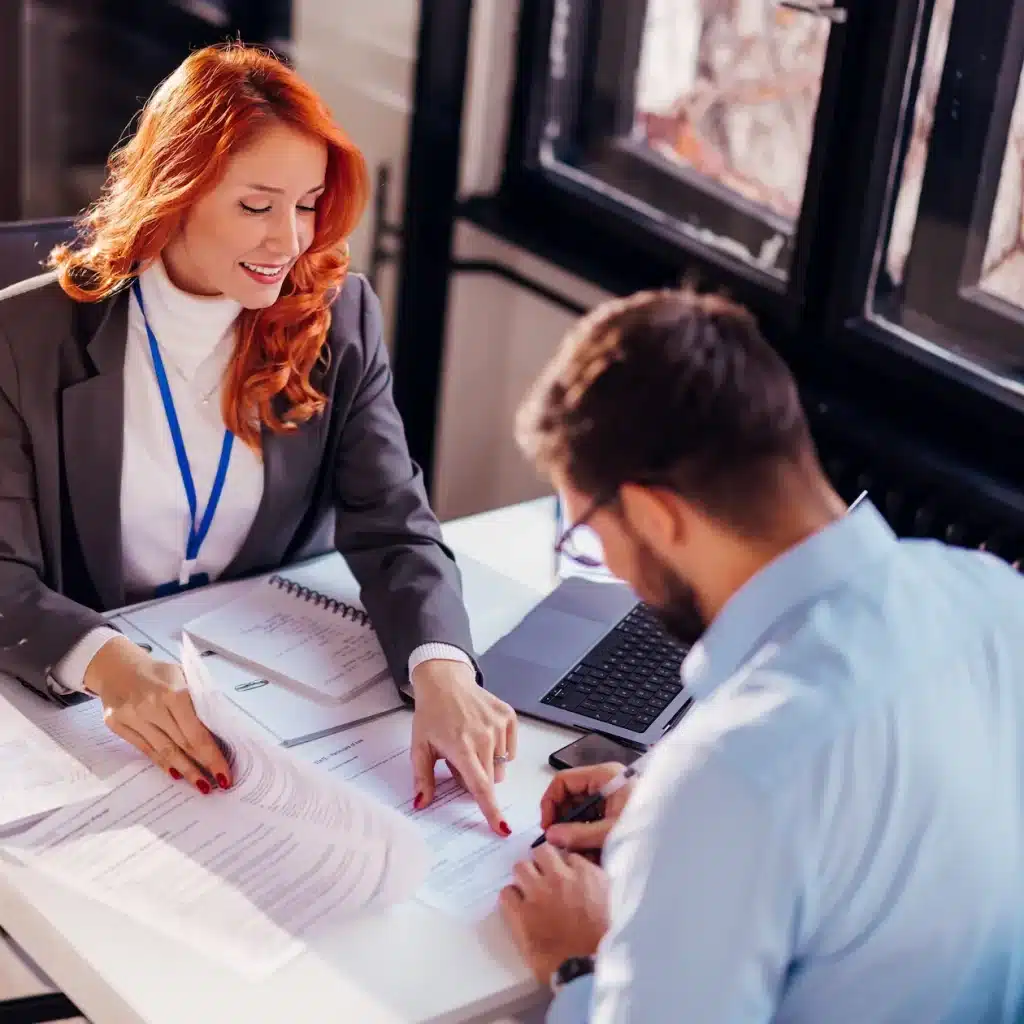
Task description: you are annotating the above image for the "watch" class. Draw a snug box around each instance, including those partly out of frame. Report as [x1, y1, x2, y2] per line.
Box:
[550, 955, 595, 995]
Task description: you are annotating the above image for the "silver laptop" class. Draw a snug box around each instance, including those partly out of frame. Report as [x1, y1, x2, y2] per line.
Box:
[480, 575, 693, 748]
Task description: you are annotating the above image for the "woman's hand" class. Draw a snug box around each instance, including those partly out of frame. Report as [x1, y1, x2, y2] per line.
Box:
[410, 658, 518, 836]
[538, 763, 636, 851]
[84, 636, 233, 793]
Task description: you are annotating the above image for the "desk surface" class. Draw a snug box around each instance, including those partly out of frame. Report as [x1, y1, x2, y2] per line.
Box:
[0, 497, 578, 1024]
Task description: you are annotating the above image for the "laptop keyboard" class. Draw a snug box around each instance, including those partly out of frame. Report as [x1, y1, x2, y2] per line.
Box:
[540, 604, 689, 733]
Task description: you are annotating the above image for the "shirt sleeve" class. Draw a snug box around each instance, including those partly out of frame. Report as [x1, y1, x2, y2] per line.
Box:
[547, 975, 595, 1024]
[403, 643, 474, 697]
[585, 744, 803, 1023]
[50, 626, 122, 693]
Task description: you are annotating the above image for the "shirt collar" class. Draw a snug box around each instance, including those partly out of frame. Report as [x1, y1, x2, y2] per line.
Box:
[136, 257, 242, 379]
[682, 501, 897, 699]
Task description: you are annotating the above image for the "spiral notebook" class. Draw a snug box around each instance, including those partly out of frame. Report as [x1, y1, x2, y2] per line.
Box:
[183, 574, 401, 712]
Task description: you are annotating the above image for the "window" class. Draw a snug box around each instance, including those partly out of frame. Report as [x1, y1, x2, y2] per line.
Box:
[872, 0, 1024, 400]
[536, 0, 842, 288]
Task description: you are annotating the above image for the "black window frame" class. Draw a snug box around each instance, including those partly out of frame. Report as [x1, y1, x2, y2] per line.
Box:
[896, 0, 1024, 388]
[821, 0, 1024, 488]
[500, 0, 854, 334]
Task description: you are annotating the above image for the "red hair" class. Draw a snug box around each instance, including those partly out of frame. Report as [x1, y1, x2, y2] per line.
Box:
[50, 43, 369, 447]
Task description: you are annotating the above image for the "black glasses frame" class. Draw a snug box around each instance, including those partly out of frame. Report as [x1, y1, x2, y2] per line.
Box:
[554, 492, 619, 568]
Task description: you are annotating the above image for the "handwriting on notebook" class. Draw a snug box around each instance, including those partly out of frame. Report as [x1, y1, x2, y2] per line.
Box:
[185, 574, 395, 708]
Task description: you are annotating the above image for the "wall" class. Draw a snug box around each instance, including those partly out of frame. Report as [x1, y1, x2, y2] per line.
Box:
[294, 0, 604, 520]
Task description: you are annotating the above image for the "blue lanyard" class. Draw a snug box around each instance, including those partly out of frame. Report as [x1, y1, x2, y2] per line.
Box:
[131, 280, 234, 585]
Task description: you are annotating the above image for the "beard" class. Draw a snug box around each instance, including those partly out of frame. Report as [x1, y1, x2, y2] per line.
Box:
[635, 541, 706, 646]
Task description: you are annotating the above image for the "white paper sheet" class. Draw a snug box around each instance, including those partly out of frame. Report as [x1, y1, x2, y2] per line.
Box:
[181, 638, 418, 846]
[0, 643, 430, 977]
[0, 764, 418, 976]
[1, 684, 145, 782]
[291, 712, 540, 922]
[0, 697, 111, 828]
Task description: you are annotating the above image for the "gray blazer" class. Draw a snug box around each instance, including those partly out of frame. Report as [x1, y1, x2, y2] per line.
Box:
[0, 270, 476, 699]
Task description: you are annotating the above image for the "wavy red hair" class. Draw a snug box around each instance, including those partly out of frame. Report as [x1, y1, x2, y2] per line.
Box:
[50, 43, 369, 447]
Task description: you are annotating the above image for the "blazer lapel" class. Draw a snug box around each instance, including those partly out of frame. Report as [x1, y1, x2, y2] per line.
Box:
[61, 287, 130, 610]
[224, 396, 328, 579]
[223, 420, 290, 578]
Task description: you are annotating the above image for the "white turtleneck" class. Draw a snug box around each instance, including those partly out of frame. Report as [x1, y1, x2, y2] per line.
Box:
[53, 258, 468, 693]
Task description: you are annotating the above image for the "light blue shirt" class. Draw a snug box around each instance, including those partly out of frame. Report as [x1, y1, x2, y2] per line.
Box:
[548, 502, 1024, 1023]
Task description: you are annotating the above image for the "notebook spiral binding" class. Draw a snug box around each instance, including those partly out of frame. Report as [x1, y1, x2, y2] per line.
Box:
[268, 575, 371, 627]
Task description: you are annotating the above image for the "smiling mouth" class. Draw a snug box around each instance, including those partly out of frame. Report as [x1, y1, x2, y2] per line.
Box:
[239, 261, 289, 281]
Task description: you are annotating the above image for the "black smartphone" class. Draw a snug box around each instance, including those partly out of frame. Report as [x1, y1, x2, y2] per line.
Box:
[549, 732, 644, 772]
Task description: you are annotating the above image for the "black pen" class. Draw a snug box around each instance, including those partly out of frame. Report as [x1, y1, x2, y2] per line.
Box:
[532, 752, 651, 849]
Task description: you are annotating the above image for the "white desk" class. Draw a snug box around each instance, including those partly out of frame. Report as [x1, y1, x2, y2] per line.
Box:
[0, 498, 582, 1024]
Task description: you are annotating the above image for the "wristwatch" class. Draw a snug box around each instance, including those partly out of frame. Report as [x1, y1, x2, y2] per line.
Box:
[550, 955, 595, 995]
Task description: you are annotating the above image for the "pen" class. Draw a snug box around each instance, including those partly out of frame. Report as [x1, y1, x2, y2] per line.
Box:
[847, 489, 869, 514]
[532, 751, 652, 849]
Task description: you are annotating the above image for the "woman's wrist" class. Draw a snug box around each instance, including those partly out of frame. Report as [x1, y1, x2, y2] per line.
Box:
[409, 657, 477, 694]
[83, 635, 150, 698]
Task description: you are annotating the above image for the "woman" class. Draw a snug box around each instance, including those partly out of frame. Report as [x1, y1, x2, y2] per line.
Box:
[0, 44, 516, 835]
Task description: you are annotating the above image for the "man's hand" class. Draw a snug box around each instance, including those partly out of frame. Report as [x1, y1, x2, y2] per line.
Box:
[539, 762, 636, 851]
[410, 658, 518, 836]
[85, 637, 232, 793]
[500, 844, 610, 983]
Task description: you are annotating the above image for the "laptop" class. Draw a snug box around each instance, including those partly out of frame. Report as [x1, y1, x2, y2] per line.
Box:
[480, 575, 694, 748]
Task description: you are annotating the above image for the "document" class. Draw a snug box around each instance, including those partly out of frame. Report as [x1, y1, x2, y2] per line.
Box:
[0, 641, 430, 977]
[181, 638, 416, 846]
[1, 765, 420, 976]
[2, 684, 145, 781]
[291, 713, 540, 922]
[0, 695, 110, 828]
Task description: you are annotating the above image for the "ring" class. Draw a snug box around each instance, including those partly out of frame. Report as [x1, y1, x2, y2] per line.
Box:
[493, 753, 511, 764]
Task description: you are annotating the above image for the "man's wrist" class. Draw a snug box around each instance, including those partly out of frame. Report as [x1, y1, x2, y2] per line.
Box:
[550, 955, 595, 995]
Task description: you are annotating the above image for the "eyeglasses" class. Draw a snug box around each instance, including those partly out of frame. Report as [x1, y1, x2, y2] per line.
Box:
[554, 493, 617, 569]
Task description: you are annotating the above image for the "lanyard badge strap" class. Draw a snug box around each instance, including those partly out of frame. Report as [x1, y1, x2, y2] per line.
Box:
[132, 280, 234, 586]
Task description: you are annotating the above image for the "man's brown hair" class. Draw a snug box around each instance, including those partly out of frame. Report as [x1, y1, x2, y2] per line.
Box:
[516, 289, 815, 535]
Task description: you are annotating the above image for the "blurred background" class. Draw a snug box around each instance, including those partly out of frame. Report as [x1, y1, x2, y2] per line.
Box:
[2, 0, 1023, 562]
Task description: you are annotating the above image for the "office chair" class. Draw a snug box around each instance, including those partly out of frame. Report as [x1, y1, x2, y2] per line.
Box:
[0, 218, 77, 292]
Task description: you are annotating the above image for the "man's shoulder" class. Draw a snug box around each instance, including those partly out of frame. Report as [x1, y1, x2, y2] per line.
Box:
[670, 593, 900, 795]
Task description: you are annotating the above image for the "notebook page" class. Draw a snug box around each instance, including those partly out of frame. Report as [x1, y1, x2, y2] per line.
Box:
[184, 578, 390, 705]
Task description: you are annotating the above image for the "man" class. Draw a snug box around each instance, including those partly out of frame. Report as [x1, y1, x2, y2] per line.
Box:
[500, 289, 1024, 1022]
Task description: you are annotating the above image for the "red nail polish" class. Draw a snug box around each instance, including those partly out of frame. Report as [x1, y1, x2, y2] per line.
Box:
[413, 792, 424, 810]
[216, 774, 229, 790]
[170, 768, 182, 780]
[499, 820, 511, 837]
[196, 779, 211, 795]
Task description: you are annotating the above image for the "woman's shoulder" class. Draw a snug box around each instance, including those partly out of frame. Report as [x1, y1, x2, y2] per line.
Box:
[325, 272, 383, 357]
[0, 270, 76, 347]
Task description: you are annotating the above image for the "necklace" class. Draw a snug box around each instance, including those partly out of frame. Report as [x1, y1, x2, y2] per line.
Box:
[155, 344, 224, 406]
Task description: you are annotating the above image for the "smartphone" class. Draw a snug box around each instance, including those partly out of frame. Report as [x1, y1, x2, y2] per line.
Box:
[549, 732, 644, 772]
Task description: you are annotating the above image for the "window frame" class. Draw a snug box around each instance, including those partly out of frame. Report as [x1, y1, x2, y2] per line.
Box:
[898, 0, 1024, 381]
[501, 0, 854, 332]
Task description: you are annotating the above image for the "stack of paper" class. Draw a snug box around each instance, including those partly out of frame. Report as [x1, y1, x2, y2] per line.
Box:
[0, 639, 429, 977]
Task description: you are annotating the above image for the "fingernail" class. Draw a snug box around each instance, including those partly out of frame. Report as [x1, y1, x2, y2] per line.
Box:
[413, 792, 424, 810]
[169, 768, 182, 780]
[216, 774, 230, 790]
[196, 779, 211, 795]
[499, 820, 511, 837]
